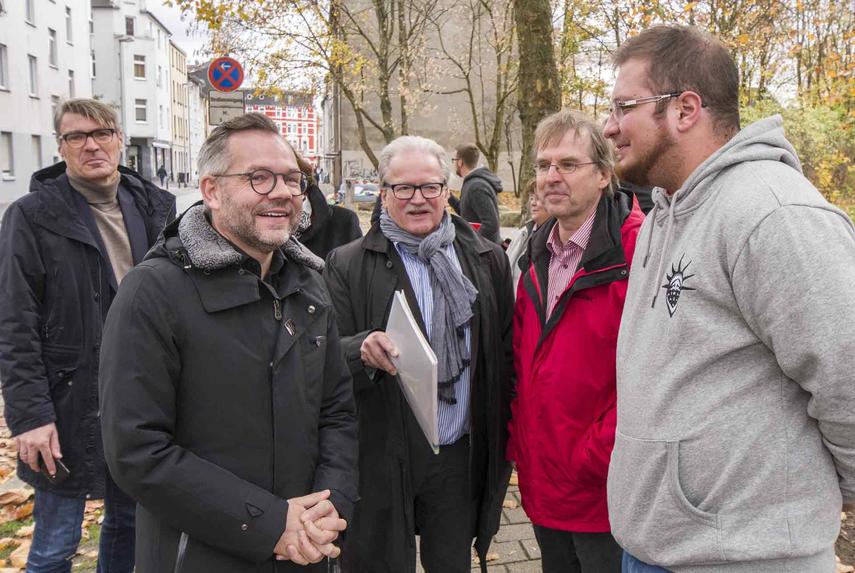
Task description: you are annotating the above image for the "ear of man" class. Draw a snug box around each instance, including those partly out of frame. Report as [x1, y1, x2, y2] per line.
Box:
[674, 91, 705, 134]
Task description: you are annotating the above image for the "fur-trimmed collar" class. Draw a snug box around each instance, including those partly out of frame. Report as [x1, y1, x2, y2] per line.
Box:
[177, 204, 325, 272]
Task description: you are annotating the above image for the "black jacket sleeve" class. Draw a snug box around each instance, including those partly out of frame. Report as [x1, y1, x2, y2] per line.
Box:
[99, 266, 290, 563]
[0, 204, 55, 436]
[323, 249, 376, 393]
[311, 310, 360, 520]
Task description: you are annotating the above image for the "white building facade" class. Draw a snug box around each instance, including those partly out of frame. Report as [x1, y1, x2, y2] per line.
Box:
[91, 0, 172, 181]
[0, 0, 93, 209]
[187, 75, 208, 184]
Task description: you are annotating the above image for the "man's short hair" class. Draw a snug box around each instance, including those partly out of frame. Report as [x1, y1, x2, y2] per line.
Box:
[532, 109, 618, 198]
[198, 112, 292, 178]
[54, 98, 120, 136]
[378, 136, 450, 184]
[613, 24, 740, 136]
[455, 144, 480, 169]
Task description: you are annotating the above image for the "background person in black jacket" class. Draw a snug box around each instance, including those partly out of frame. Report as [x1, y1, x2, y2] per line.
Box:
[324, 135, 514, 573]
[452, 143, 503, 244]
[98, 113, 358, 573]
[0, 98, 176, 573]
[293, 152, 362, 260]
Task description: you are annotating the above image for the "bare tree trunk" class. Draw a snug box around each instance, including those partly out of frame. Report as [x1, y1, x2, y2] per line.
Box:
[513, 0, 560, 210]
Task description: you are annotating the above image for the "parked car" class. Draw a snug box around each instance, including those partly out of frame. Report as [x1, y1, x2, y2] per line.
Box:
[338, 182, 380, 203]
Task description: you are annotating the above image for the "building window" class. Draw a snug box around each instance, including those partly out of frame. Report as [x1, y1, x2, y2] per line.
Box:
[125, 16, 135, 37]
[48, 29, 58, 67]
[135, 99, 146, 122]
[51, 96, 60, 128]
[91, 50, 96, 77]
[1, 132, 13, 177]
[157, 65, 162, 87]
[0, 44, 7, 89]
[67, 69, 74, 97]
[65, 7, 73, 44]
[31, 135, 42, 169]
[133, 55, 145, 79]
[25, 0, 35, 24]
[0, 0, 6, 15]
[27, 55, 38, 97]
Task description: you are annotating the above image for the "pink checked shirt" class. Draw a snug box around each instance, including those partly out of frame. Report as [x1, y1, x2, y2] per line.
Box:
[545, 211, 596, 317]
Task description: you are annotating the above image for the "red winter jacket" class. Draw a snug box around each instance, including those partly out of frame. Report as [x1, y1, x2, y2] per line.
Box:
[508, 190, 642, 532]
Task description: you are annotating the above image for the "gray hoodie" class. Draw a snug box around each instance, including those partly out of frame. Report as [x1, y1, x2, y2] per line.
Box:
[608, 115, 855, 572]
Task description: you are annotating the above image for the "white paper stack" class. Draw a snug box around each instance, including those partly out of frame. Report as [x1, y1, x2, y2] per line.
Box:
[385, 290, 439, 454]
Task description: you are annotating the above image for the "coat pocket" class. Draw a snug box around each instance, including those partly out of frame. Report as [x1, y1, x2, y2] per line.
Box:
[607, 431, 723, 566]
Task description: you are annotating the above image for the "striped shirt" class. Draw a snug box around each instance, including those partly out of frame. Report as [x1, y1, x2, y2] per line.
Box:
[394, 243, 472, 445]
[546, 211, 596, 317]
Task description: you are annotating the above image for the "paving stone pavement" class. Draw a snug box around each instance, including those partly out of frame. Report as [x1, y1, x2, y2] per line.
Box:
[415, 484, 542, 572]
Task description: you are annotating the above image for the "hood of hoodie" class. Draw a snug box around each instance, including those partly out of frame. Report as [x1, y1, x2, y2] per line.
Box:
[649, 115, 800, 220]
[463, 166, 504, 193]
[147, 203, 325, 273]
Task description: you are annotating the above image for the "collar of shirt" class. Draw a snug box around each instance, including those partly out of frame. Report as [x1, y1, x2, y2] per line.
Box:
[546, 210, 597, 262]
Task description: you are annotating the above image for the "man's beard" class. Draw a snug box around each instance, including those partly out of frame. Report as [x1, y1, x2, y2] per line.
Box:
[221, 199, 298, 254]
[617, 124, 677, 188]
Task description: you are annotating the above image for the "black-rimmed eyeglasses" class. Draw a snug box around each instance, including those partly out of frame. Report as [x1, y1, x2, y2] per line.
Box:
[383, 182, 446, 200]
[608, 92, 683, 121]
[213, 169, 308, 196]
[59, 128, 118, 148]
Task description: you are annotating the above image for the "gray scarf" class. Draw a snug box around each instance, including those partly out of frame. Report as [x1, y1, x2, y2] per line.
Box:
[380, 211, 478, 404]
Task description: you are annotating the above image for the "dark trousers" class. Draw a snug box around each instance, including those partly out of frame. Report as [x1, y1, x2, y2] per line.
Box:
[410, 434, 472, 573]
[533, 525, 622, 573]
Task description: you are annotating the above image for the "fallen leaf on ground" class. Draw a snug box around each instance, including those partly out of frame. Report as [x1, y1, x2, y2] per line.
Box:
[0, 538, 18, 551]
[10, 539, 30, 568]
[509, 472, 518, 486]
[502, 499, 518, 509]
[15, 525, 33, 538]
[0, 490, 30, 506]
[13, 502, 33, 520]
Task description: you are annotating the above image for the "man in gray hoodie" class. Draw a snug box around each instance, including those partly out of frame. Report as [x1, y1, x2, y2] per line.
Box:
[603, 25, 855, 573]
[453, 144, 503, 244]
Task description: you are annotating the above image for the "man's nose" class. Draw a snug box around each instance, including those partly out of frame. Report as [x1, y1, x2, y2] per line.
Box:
[83, 134, 101, 151]
[603, 114, 619, 139]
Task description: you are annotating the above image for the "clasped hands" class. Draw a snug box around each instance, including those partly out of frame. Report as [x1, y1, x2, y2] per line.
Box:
[274, 489, 347, 565]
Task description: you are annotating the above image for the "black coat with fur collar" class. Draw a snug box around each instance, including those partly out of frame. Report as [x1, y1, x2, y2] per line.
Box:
[99, 206, 358, 573]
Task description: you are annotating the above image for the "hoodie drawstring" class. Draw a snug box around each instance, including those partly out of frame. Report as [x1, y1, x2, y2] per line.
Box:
[641, 203, 660, 268]
[650, 194, 679, 309]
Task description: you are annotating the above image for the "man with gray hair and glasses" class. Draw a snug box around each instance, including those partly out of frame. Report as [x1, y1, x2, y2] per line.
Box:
[324, 135, 514, 572]
[0, 97, 175, 572]
[98, 112, 358, 572]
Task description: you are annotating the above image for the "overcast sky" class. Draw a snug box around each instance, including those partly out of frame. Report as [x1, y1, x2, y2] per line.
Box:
[146, 1, 211, 64]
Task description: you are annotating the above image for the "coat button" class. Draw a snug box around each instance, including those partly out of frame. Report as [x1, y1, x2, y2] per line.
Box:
[93, 292, 100, 300]
[307, 305, 316, 314]
[241, 523, 248, 531]
[238, 269, 246, 275]
[386, 261, 393, 269]
[67, 381, 73, 387]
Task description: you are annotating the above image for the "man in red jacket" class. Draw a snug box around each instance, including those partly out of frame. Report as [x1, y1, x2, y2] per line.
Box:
[508, 110, 643, 572]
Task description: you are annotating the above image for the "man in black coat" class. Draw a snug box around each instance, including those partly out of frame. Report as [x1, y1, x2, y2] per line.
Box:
[0, 98, 175, 572]
[98, 113, 358, 573]
[324, 135, 514, 573]
[293, 153, 362, 260]
[452, 143, 503, 244]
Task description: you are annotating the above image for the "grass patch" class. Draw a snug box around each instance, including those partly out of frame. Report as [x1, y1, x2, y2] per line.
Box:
[0, 516, 33, 537]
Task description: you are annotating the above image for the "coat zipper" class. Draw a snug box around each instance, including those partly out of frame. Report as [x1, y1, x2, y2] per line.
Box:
[173, 531, 189, 573]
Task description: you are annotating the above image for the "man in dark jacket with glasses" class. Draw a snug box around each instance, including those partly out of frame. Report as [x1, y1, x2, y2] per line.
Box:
[0, 98, 175, 572]
[324, 135, 514, 573]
